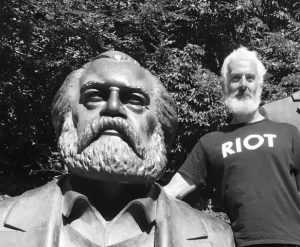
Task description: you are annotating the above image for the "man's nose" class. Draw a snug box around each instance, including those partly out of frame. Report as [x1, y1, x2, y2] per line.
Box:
[239, 75, 248, 90]
[100, 87, 127, 118]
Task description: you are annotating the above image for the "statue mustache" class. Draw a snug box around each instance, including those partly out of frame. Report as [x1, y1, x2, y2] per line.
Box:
[77, 116, 146, 159]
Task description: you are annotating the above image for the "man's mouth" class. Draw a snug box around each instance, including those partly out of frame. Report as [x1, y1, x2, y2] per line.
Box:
[235, 92, 252, 100]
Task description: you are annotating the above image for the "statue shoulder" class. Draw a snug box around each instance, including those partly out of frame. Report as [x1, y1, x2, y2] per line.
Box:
[261, 95, 295, 111]
[167, 197, 234, 247]
[0, 179, 63, 236]
[0, 179, 61, 226]
[0, 196, 18, 228]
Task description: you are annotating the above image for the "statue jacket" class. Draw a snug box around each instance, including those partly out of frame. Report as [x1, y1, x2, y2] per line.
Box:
[260, 91, 300, 131]
[0, 179, 234, 247]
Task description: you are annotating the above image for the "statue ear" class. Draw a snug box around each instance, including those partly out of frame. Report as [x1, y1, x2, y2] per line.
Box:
[155, 87, 178, 151]
[51, 67, 84, 136]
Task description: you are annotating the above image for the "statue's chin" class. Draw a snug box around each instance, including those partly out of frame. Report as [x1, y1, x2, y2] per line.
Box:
[67, 166, 165, 184]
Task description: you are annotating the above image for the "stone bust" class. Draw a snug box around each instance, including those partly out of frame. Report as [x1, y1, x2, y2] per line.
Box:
[0, 51, 234, 247]
[260, 91, 300, 132]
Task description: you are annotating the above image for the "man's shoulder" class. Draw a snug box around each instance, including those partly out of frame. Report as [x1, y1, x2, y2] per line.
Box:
[261, 119, 299, 133]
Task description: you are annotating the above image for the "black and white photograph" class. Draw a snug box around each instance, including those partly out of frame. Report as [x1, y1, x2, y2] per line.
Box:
[1, 1, 300, 246]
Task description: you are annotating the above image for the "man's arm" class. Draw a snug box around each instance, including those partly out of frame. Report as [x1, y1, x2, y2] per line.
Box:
[164, 172, 197, 199]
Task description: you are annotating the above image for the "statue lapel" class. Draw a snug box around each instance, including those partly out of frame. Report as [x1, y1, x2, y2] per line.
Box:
[155, 188, 209, 247]
[3, 180, 63, 247]
[154, 189, 173, 247]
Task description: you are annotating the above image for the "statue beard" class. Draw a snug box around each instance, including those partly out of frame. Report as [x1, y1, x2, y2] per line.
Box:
[57, 112, 167, 183]
[225, 87, 261, 115]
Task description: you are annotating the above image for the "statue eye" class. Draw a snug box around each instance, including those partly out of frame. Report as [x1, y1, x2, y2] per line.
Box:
[81, 89, 107, 109]
[84, 90, 106, 102]
[124, 93, 146, 106]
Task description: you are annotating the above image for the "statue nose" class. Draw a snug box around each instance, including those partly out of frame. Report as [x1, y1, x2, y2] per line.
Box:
[100, 87, 127, 118]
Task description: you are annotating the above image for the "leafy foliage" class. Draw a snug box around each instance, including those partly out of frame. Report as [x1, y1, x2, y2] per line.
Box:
[1, 0, 300, 208]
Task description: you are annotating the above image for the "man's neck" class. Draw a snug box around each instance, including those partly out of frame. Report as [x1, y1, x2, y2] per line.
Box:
[70, 175, 151, 220]
[231, 109, 264, 124]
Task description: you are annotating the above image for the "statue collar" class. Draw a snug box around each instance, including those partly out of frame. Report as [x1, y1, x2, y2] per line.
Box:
[61, 175, 158, 224]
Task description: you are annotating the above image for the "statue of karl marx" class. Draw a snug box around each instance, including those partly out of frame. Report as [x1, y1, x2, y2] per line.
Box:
[0, 51, 234, 247]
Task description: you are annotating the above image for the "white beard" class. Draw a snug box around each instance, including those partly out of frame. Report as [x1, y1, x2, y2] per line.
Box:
[225, 88, 261, 115]
[57, 112, 167, 183]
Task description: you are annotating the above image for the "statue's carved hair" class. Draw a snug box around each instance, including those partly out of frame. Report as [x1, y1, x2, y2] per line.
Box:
[152, 80, 178, 150]
[51, 51, 177, 151]
[221, 47, 266, 95]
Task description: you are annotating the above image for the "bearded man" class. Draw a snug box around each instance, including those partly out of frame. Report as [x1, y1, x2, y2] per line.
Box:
[165, 47, 300, 247]
[0, 51, 233, 247]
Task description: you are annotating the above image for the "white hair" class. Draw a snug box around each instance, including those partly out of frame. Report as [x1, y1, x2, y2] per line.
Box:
[221, 47, 267, 95]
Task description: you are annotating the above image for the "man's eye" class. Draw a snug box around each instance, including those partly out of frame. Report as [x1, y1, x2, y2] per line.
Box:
[246, 75, 255, 82]
[231, 75, 242, 82]
[124, 93, 146, 106]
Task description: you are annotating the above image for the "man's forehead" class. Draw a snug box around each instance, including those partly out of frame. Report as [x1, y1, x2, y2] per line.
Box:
[80, 58, 156, 92]
[228, 58, 257, 74]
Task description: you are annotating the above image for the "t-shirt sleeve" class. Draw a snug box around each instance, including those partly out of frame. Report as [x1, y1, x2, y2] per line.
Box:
[178, 140, 208, 186]
[292, 126, 300, 174]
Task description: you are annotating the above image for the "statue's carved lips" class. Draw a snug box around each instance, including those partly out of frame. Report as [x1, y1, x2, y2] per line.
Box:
[101, 129, 123, 137]
[102, 130, 119, 135]
[96, 129, 126, 141]
[77, 117, 145, 159]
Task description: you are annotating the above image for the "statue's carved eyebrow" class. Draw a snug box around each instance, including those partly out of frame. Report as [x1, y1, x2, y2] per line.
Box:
[81, 80, 150, 97]
[80, 80, 103, 91]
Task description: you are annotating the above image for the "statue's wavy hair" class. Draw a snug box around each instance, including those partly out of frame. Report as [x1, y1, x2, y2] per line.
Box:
[51, 51, 178, 151]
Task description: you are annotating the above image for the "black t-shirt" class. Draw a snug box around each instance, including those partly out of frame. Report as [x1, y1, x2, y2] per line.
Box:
[179, 119, 300, 246]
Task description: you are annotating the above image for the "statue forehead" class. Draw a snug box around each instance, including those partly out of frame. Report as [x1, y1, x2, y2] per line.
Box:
[80, 58, 157, 93]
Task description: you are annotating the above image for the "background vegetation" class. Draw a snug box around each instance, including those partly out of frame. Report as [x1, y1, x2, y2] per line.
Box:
[1, 0, 300, 213]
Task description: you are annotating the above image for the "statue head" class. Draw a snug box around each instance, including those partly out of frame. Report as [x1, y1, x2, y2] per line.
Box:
[220, 47, 267, 115]
[51, 51, 177, 183]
